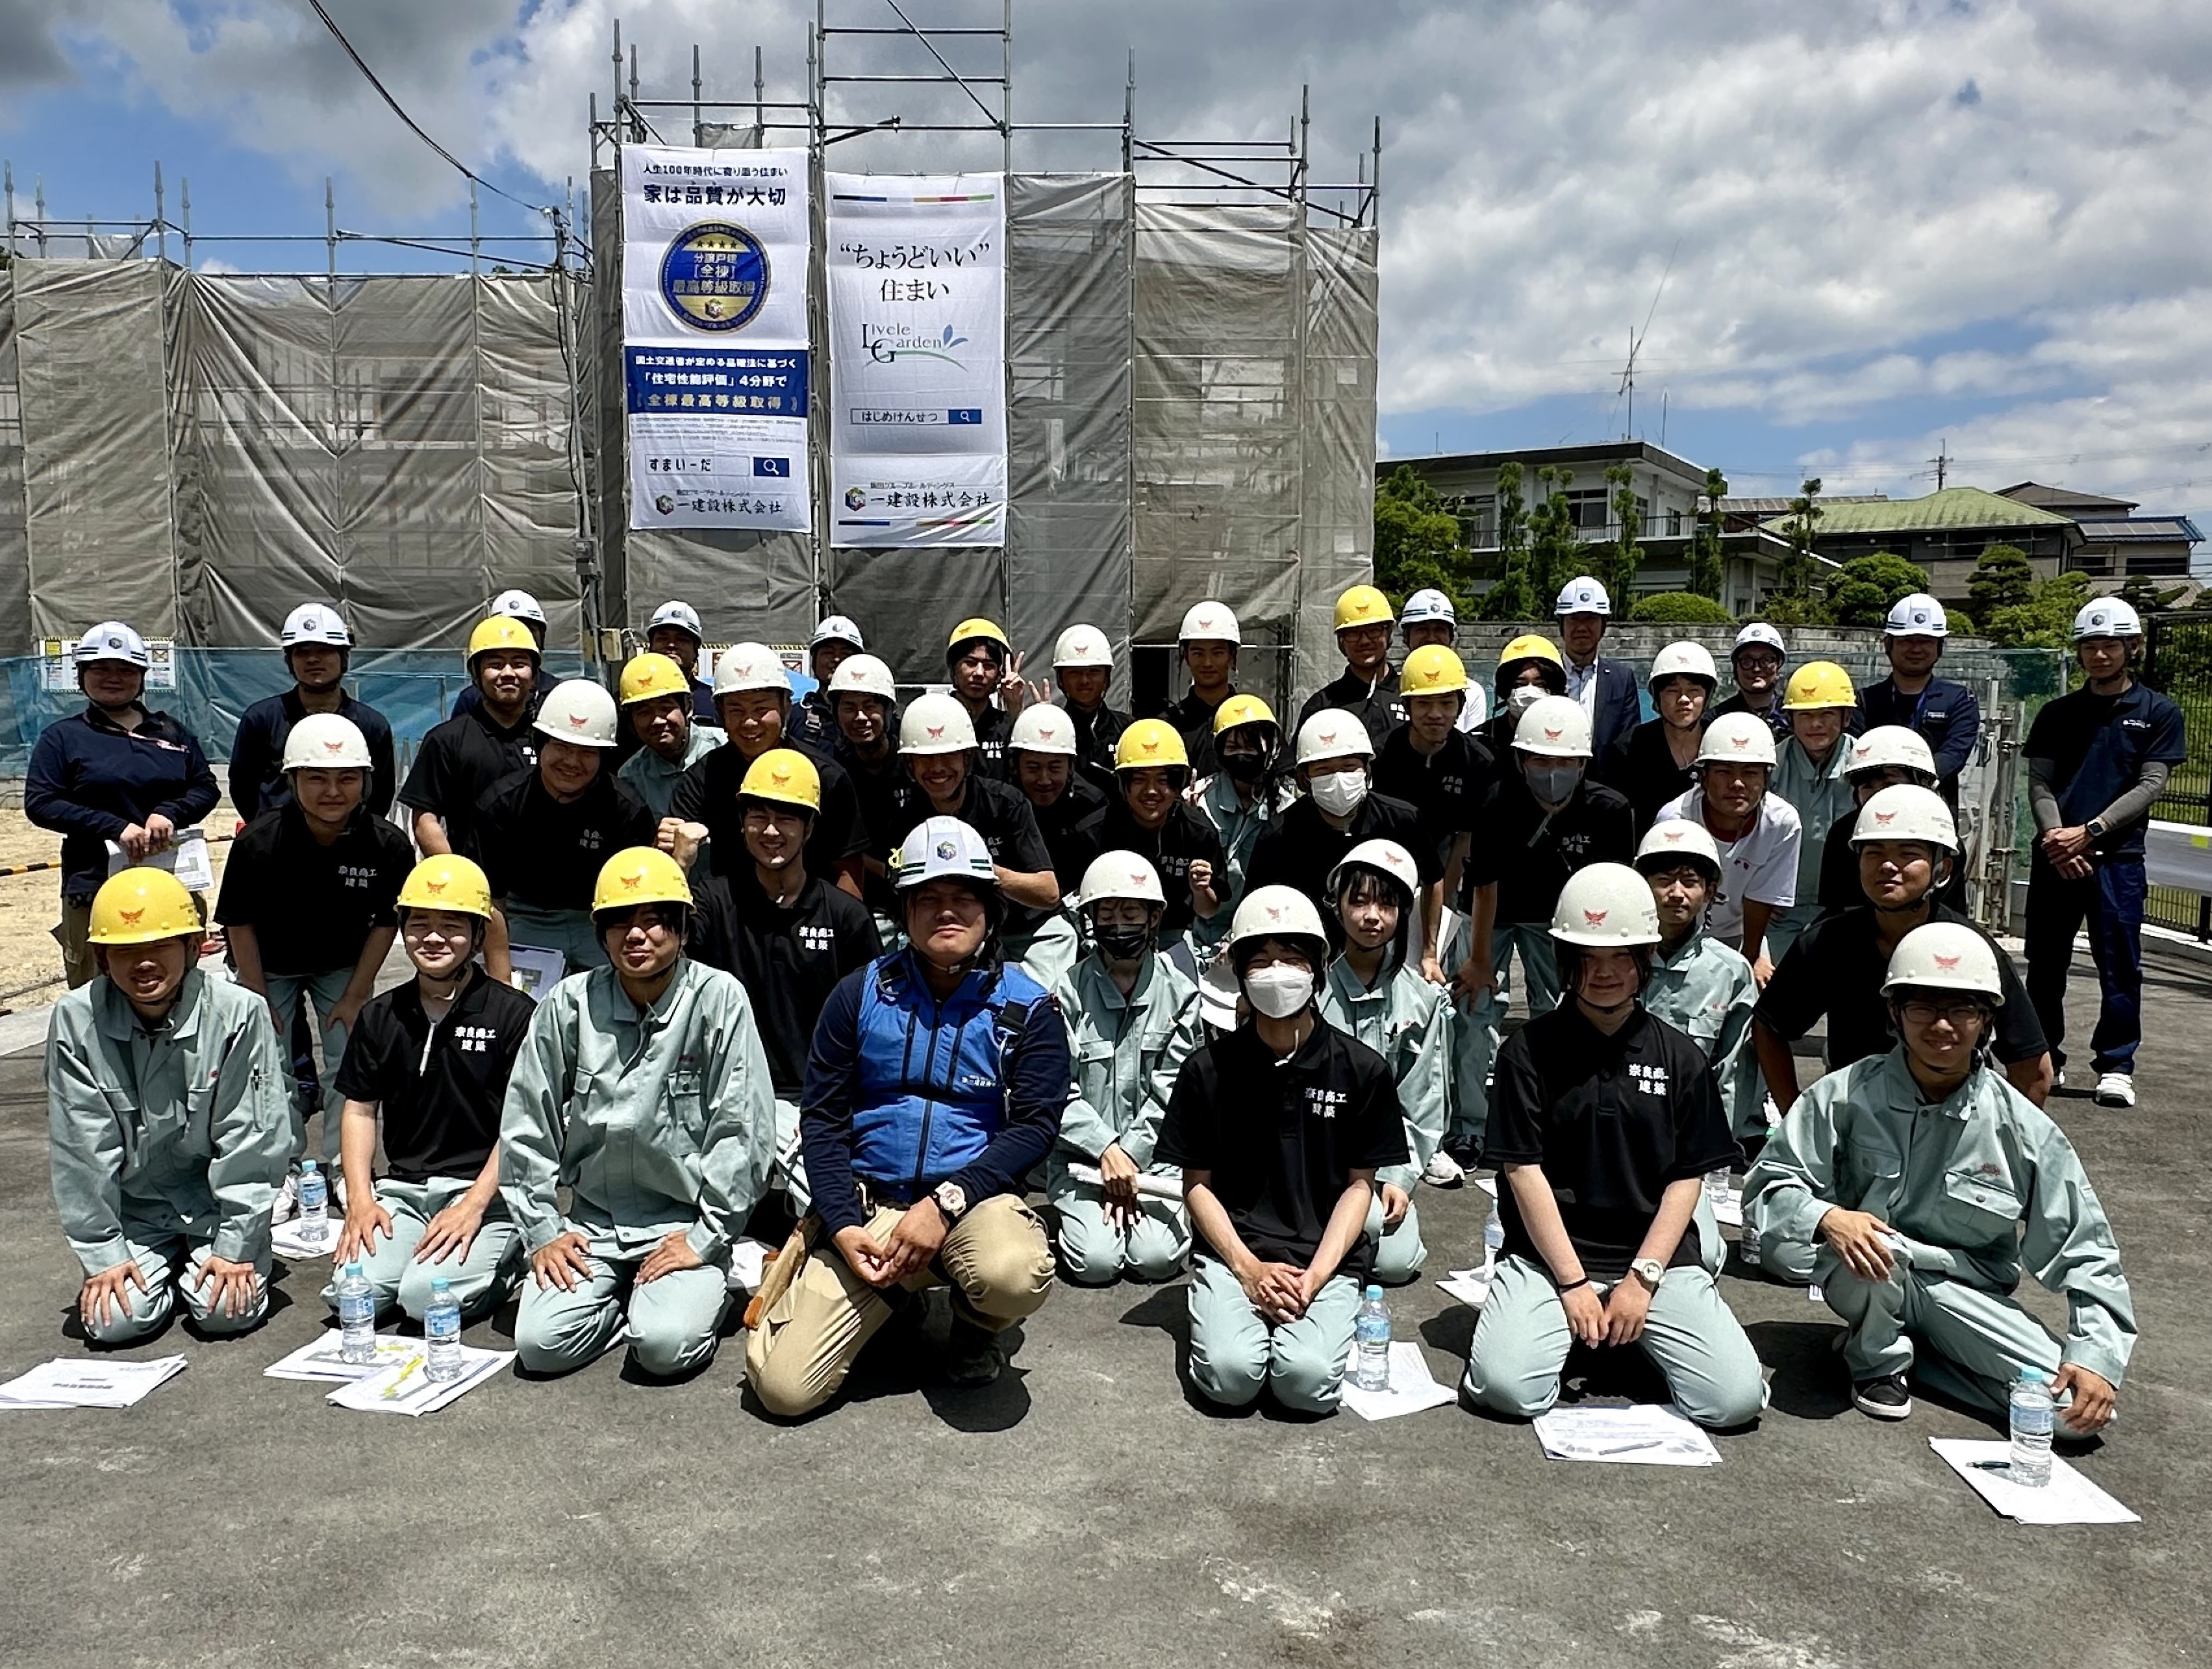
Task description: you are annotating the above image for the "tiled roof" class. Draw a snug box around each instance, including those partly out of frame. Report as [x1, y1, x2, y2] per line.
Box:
[1761, 486, 2073, 534]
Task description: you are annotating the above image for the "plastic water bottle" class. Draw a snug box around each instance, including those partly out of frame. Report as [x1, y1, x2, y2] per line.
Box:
[1483, 1196, 1507, 1270]
[297, 1161, 329, 1248]
[423, 1277, 462, 1383]
[336, 1261, 377, 1365]
[2009, 1367, 2055, 1487]
[1703, 1167, 1730, 1211]
[1352, 1285, 1392, 1392]
[1739, 1191, 1762, 1270]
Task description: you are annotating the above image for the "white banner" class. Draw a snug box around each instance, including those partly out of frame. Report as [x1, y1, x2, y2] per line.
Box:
[620, 145, 812, 533]
[826, 173, 1006, 548]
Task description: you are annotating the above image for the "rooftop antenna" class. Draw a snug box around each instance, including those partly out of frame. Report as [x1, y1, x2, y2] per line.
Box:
[1617, 237, 1679, 440]
[1930, 438, 1951, 491]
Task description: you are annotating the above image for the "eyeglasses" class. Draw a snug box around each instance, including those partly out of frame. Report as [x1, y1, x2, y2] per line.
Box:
[1900, 998, 1987, 1027]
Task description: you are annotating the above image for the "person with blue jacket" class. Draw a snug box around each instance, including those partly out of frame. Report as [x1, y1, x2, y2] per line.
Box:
[227, 603, 397, 822]
[745, 816, 1070, 1418]
[1555, 576, 1645, 760]
[1856, 594, 1979, 816]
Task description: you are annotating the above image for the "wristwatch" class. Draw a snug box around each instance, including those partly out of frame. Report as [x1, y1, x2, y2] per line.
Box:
[1630, 1258, 1665, 1291]
[2085, 817, 2108, 841]
[931, 1181, 968, 1224]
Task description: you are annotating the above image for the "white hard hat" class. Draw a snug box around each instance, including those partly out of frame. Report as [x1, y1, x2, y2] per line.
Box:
[1550, 862, 1662, 947]
[75, 621, 151, 670]
[648, 599, 703, 641]
[281, 712, 373, 773]
[1636, 818, 1723, 875]
[712, 642, 791, 698]
[1398, 588, 1457, 631]
[1884, 593, 1948, 638]
[1326, 838, 1422, 905]
[2072, 598, 2144, 642]
[1555, 575, 1611, 617]
[1696, 712, 1779, 769]
[811, 614, 865, 651]
[1883, 921, 2004, 1001]
[533, 679, 620, 748]
[1226, 884, 1331, 959]
[1052, 623, 1115, 670]
[1649, 640, 1718, 688]
[1078, 850, 1167, 909]
[1512, 694, 1595, 759]
[894, 816, 998, 892]
[1177, 601, 1243, 647]
[899, 692, 978, 755]
[1295, 707, 1376, 766]
[281, 603, 351, 649]
[1846, 725, 1937, 781]
[828, 653, 898, 704]
[491, 588, 548, 627]
[1733, 622, 1785, 657]
[1850, 783, 1957, 851]
[1009, 705, 1079, 756]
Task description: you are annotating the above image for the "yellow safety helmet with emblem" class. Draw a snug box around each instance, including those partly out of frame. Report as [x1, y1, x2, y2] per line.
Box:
[466, 614, 540, 668]
[619, 652, 694, 707]
[396, 853, 494, 920]
[1114, 718, 1190, 773]
[1333, 584, 1394, 632]
[1782, 660, 1856, 712]
[946, 618, 1011, 662]
[1499, 632, 1564, 670]
[88, 868, 201, 946]
[1400, 643, 1470, 696]
[591, 847, 694, 916]
[1211, 692, 1278, 736]
[738, 747, 823, 815]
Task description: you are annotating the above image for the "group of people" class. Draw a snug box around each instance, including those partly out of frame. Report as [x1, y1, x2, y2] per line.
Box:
[31, 571, 2168, 1438]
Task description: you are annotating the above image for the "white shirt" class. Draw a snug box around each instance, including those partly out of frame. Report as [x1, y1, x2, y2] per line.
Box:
[1653, 788, 1803, 946]
[1454, 681, 1490, 733]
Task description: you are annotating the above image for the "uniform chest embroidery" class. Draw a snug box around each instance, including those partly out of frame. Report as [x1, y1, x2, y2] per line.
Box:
[336, 864, 380, 890]
[451, 1024, 498, 1054]
[1305, 1086, 1346, 1118]
[1628, 1062, 1669, 1094]
[579, 828, 605, 852]
[798, 924, 835, 951]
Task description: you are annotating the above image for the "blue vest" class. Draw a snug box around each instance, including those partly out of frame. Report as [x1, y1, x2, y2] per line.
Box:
[849, 951, 1047, 1196]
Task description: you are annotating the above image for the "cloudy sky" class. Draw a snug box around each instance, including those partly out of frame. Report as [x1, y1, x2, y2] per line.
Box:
[8, 0, 2212, 543]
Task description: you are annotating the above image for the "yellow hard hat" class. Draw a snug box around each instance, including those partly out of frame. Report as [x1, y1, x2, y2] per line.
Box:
[738, 747, 823, 814]
[1499, 633, 1565, 670]
[1400, 643, 1470, 697]
[946, 618, 1011, 660]
[88, 868, 200, 946]
[1333, 584, 1394, 631]
[1783, 660, 1856, 712]
[396, 853, 494, 920]
[1115, 718, 1190, 772]
[467, 615, 540, 666]
[619, 652, 693, 707]
[591, 847, 694, 916]
[1211, 692, 1278, 736]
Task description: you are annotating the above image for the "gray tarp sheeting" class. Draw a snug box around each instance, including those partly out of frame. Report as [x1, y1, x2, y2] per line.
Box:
[0, 277, 29, 657]
[1299, 223, 1381, 686]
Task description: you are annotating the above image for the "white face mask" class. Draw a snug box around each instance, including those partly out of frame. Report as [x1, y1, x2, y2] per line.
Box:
[1507, 684, 1545, 714]
[1309, 768, 1368, 818]
[1244, 963, 1314, 1019]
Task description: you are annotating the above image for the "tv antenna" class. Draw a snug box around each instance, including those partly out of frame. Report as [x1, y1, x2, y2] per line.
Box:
[1929, 438, 1951, 490]
[1618, 238, 1680, 440]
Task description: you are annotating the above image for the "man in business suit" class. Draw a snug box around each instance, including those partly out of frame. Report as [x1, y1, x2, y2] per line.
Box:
[1555, 576, 1644, 760]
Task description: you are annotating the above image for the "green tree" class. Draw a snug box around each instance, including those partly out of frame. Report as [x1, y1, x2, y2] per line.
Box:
[1985, 571, 2090, 649]
[1826, 551, 1929, 627]
[1373, 465, 1472, 613]
[1628, 591, 1735, 625]
[1479, 460, 1539, 619]
[2117, 572, 2188, 617]
[1775, 475, 1825, 599]
[1967, 544, 2035, 618]
[1687, 466, 1728, 599]
[1526, 464, 1581, 611]
[1602, 462, 1645, 601]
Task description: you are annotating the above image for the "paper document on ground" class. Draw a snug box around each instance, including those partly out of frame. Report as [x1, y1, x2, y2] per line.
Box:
[1476, 1176, 1497, 1198]
[726, 1237, 773, 1292]
[263, 1335, 423, 1382]
[1929, 1438, 2139, 1525]
[1534, 1403, 1722, 1465]
[0, 1354, 188, 1409]
[327, 1345, 512, 1416]
[1437, 1265, 1494, 1308]
[271, 1217, 340, 1261]
[1340, 1342, 1458, 1421]
[1713, 1186, 1744, 1227]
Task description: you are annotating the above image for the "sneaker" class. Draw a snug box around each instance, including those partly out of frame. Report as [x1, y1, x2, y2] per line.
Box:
[1423, 1149, 1466, 1188]
[271, 1170, 299, 1226]
[1852, 1373, 1913, 1420]
[943, 1319, 1003, 1388]
[2093, 1072, 2135, 1109]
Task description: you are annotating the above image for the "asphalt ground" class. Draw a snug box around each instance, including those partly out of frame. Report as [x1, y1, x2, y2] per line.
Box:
[0, 952, 2206, 1669]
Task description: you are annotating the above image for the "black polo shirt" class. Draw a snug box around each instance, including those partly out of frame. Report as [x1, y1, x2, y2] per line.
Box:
[1756, 902, 2046, 1068]
[216, 803, 412, 977]
[1060, 700, 1131, 794]
[688, 870, 881, 1096]
[1245, 792, 1431, 912]
[1029, 774, 1109, 901]
[399, 706, 540, 856]
[333, 968, 536, 1184]
[836, 739, 906, 913]
[1298, 666, 1407, 757]
[970, 702, 1014, 781]
[1157, 1017, 1407, 1282]
[1095, 796, 1226, 936]
[1460, 770, 1636, 923]
[671, 738, 868, 888]
[1484, 1003, 1736, 1280]
[1374, 724, 1495, 874]
[2024, 681, 2187, 860]
[1166, 686, 1235, 779]
[1818, 805, 1863, 910]
[471, 766, 655, 912]
[885, 773, 1057, 934]
[1602, 718, 1702, 835]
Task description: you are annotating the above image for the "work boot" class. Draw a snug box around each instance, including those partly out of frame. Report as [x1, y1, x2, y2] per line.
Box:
[943, 1318, 1003, 1388]
[1852, 1373, 1913, 1421]
[2093, 1072, 2135, 1109]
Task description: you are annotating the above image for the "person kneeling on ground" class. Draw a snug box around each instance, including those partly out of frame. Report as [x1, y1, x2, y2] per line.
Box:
[327, 855, 536, 1323]
[1463, 863, 1764, 1429]
[501, 848, 776, 1378]
[744, 817, 1070, 1416]
[47, 868, 289, 1344]
[1048, 853, 1203, 1286]
[1317, 840, 1450, 1283]
[1156, 886, 1407, 1416]
[1744, 922, 2134, 1429]
[1635, 821, 1763, 1145]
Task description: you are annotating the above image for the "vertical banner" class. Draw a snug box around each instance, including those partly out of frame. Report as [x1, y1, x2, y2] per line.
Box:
[826, 173, 1007, 548]
[621, 146, 812, 532]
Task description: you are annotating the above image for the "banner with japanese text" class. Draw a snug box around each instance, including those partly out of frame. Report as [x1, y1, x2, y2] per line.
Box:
[621, 145, 812, 532]
[825, 173, 1006, 548]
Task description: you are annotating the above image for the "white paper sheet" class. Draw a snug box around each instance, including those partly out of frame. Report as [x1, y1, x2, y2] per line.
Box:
[271, 1216, 339, 1261]
[262, 1335, 423, 1382]
[105, 827, 212, 891]
[1066, 1162, 1185, 1201]
[0, 1354, 188, 1409]
[507, 947, 568, 1003]
[1533, 1403, 1723, 1465]
[1711, 1185, 1744, 1227]
[326, 1345, 512, 1416]
[1928, 1438, 2140, 1525]
[1476, 1175, 1498, 1198]
[1340, 1342, 1459, 1421]
[1436, 1266, 1494, 1309]
[725, 1237, 773, 1292]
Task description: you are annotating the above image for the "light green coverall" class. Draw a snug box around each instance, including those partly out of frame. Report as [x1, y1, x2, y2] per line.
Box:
[1766, 736, 1856, 962]
[1745, 1050, 2137, 1411]
[1048, 951, 1201, 1284]
[46, 971, 290, 1344]
[1189, 772, 1295, 955]
[1319, 958, 1449, 1284]
[616, 725, 723, 820]
[1644, 929, 1765, 1139]
[500, 958, 776, 1377]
